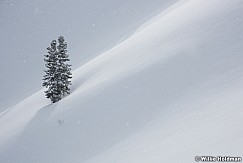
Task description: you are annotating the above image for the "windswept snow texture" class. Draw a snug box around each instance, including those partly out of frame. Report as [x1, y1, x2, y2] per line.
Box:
[1, 0, 243, 163]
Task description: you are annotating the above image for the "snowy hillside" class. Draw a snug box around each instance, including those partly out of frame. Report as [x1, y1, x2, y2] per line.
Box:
[0, 0, 174, 110]
[1, 0, 243, 163]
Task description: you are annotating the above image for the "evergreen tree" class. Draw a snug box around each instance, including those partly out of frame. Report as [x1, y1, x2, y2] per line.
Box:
[43, 36, 72, 103]
[43, 40, 59, 103]
[56, 36, 72, 96]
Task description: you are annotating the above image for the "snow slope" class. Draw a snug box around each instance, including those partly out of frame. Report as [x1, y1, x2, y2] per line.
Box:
[0, 0, 243, 162]
[0, 0, 175, 111]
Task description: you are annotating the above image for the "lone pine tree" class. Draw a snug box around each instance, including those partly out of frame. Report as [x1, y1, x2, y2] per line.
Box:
[43, 36, 72, 103]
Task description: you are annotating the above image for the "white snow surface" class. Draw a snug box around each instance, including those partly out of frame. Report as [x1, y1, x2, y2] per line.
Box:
[0, 0, 243, 162]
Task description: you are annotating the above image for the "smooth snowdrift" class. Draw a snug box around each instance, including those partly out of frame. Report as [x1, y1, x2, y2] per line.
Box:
[85, 80, 243, 163]
[0, 90, 47, 147]
[0, 0, 243, 162]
